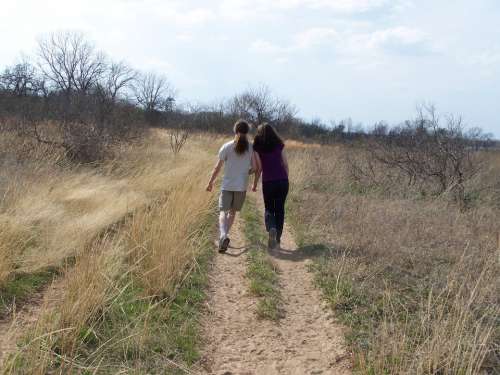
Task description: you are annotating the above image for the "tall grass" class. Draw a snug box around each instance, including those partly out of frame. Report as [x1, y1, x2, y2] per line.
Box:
[127, 163, 216, 297]
[287, 144, 500, 374]
[1, 129, 220, 373]
[0, 129, 204, 291]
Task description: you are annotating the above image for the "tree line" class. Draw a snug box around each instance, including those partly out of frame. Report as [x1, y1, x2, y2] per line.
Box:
[0, 31, 496, 163]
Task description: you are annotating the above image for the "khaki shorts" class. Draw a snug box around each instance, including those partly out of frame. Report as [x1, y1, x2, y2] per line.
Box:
[219, 190, 247, 212]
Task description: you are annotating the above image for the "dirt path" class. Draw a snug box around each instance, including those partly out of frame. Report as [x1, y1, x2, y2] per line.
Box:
[200, 200, 351, 375]
[0, 277, 63, 368]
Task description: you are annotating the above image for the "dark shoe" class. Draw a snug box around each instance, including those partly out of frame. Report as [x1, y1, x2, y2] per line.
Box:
[219, 237, 230, 253]
[268, 228, 277, 250]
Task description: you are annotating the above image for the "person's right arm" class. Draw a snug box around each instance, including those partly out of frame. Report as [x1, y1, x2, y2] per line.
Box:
[207, 144, 227, 192]
[206, 159, 224, 192]
[282, 149, 289, 176]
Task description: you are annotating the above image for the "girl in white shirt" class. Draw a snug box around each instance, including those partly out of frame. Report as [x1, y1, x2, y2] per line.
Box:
[206, 119, 260, 252]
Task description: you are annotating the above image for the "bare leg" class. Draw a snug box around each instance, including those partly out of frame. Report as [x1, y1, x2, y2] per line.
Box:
[226, 210, 237, 235]
[219, 211, 228, 239]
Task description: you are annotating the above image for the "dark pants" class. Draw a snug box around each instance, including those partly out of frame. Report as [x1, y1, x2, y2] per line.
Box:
[262, 179, 289, 242]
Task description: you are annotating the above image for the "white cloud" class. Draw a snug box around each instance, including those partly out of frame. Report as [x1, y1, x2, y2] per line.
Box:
[467, 50, 500, 67]
[221, 0, 401, 12]
[159, 7, 216, 27]
[218, 0, 410, 20]
[369, 26, 428, 49]
[251, 25, 429, 62]
[251, 40, 286, 54]
[252, 27, 338, 54]
[295, 27, 339, 48]
[298, 0, 393, 12]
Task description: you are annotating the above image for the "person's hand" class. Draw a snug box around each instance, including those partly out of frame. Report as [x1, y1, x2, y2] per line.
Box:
[206, 182, 213, 192]
[252, 185, 258, 192]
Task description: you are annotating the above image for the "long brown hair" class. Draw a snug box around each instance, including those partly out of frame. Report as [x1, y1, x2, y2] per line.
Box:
[253, 123, 284, 153]
[233, 119, 250, 155]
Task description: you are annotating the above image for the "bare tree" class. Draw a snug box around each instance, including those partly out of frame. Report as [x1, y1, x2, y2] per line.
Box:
[134, 71, 174, 113]
[0, 59, 46, 97]
[101, 61, 136, 102]
[228, 84, 297, 126]
[37, 31, 106, 95]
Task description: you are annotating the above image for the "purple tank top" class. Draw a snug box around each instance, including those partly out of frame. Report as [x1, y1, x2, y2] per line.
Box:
[258, 144, 288, 182]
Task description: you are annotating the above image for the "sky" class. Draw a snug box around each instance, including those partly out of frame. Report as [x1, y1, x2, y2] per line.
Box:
[1, 0, 500, 136]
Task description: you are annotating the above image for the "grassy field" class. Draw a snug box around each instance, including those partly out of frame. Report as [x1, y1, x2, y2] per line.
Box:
[287, 142, 500, 374]
[2, 129, 498, 374]
[0, 129, 220, 373]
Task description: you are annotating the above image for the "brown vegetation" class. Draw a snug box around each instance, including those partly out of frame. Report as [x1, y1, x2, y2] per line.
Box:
[0, 128, 219, 373]
[288, 141, 500, 374]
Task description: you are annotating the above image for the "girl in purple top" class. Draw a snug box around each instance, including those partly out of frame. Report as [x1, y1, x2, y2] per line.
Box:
[252, 123, 289, 249]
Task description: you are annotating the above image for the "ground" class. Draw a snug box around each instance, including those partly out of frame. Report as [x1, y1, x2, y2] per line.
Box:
[200, 196, 351, 375]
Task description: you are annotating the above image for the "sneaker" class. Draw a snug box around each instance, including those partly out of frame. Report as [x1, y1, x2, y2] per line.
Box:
[268, 228, 277, 250]
[219, 236, 230, 253]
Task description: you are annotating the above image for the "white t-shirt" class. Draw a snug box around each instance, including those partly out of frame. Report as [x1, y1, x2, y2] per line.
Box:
[218, 140, 253, 192]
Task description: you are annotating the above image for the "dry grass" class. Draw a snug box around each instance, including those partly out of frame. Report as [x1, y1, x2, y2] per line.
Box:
[0, 129, 220, 373]
[127, 161, 216, 297]
[0, 129, 214, 284]
[287, 144, 500, 374]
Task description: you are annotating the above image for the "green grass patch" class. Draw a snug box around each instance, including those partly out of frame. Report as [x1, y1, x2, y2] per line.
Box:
[241, 197, 283, 321]
[95, 223, 214, 373]
[0, 267, 59, 317]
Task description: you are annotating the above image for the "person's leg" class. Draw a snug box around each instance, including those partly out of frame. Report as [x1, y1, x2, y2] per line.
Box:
[218, 191, 233, 252]
[226, 209, 236, 234]
[262, 181, 276, 233]
[218, 211, 231, 252]
[263, 181, 280, 249]
[226, 191, 246, 237]
[219, 211, 228, 239]
[275, 180, 289, 243]
[218, 191, 231, 239]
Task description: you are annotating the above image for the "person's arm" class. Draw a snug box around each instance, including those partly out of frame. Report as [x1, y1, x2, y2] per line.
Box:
[206, 159, 224, 192]
[252, 152, 262, 192]
[282, 149, 289, 176]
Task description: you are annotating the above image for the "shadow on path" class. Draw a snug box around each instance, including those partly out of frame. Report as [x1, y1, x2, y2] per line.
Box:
[223, 246, 249, 257]
[268, 243, 331, 262]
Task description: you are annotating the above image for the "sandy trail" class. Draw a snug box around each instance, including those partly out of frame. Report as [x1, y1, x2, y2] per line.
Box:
[201, 199, 351, 375]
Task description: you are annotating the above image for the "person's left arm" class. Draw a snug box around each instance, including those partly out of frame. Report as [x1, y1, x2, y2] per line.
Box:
[252, 151, 262, 192]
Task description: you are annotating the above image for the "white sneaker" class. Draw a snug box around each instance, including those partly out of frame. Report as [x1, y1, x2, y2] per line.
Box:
[219, 236, 230, 253]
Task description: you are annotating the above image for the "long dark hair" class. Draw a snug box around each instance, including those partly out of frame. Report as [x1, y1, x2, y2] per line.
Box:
[253, 123, 284, 153]
[233, 119, 250, 155]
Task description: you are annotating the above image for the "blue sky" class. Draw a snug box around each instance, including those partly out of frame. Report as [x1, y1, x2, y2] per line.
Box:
[1, 0, 500, 136]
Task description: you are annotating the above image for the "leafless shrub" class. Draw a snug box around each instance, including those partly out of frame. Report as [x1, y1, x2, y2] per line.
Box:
[358, 105, 488, 206]
[169, 127, 189, 155]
